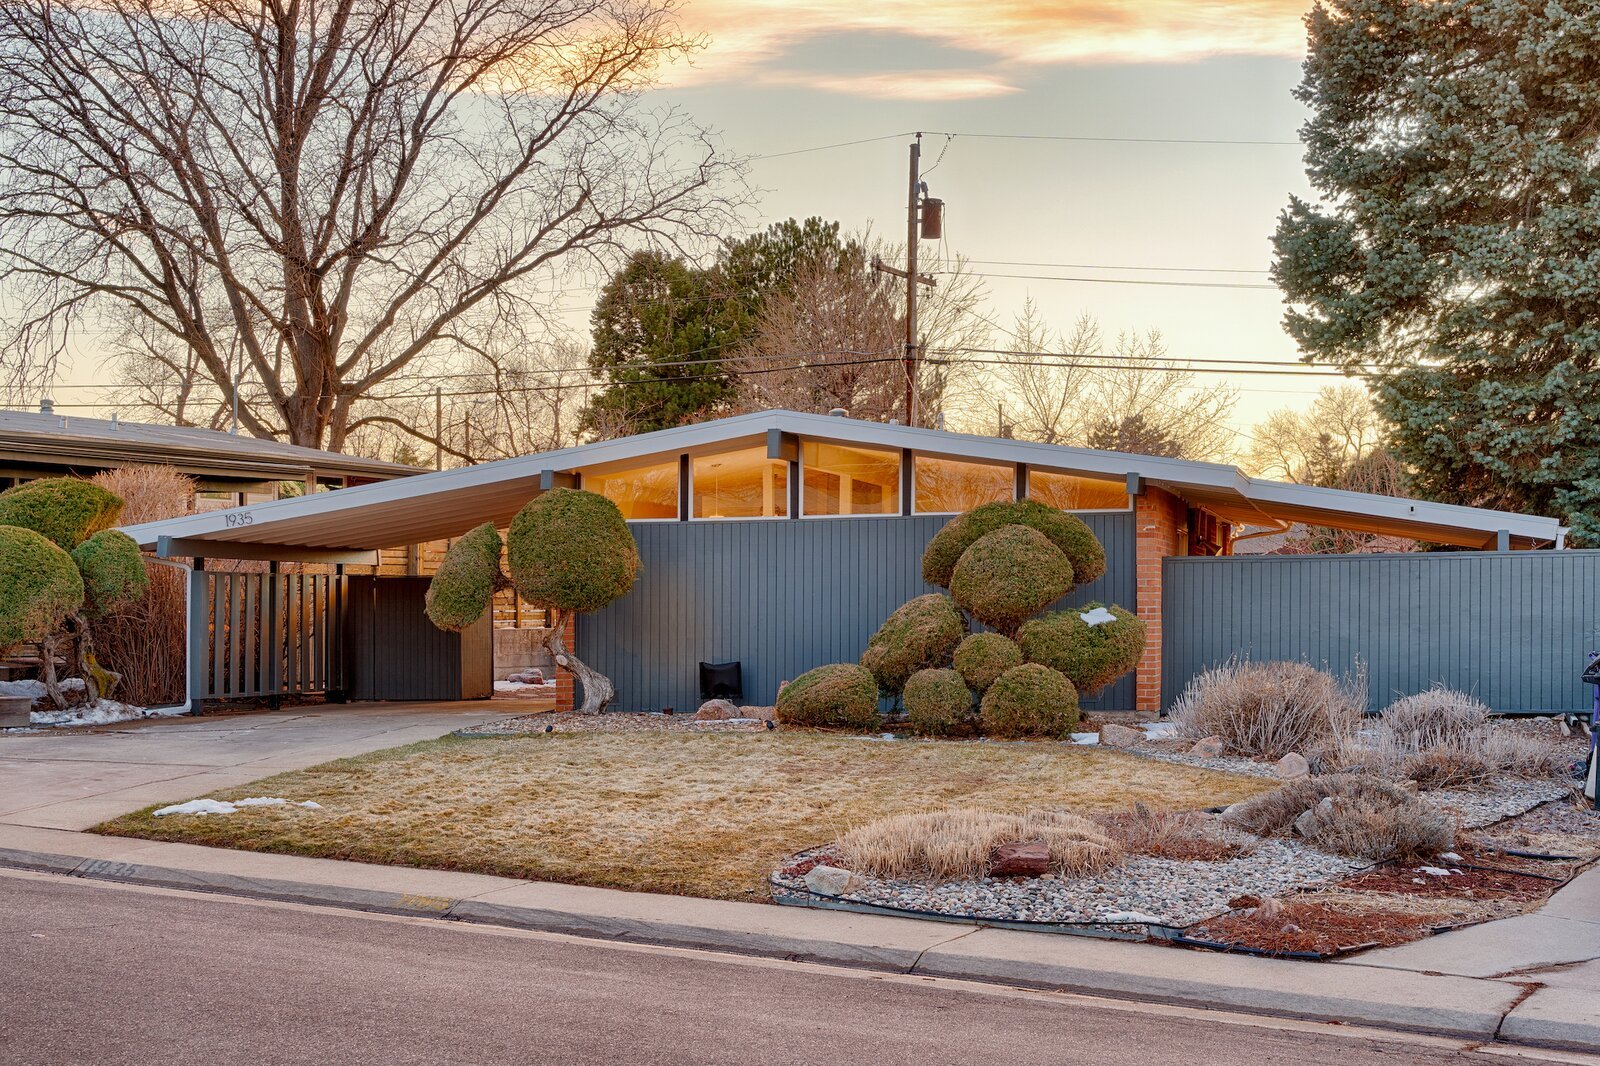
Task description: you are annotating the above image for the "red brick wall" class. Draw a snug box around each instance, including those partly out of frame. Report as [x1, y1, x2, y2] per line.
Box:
[553, 614, 575, 712]
[1134, 487, 1187, 713]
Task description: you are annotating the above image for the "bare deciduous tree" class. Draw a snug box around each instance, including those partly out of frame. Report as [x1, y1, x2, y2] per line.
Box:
[0, 0, 743, 448]
[1247, 385, 1383, 483]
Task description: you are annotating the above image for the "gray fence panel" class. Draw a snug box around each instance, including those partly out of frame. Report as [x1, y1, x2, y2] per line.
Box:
[1161, 550, 1600, 714]
[584, 512, 1137, 714]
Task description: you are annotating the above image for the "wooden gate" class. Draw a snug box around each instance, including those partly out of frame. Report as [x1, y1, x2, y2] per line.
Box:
[193, 570, 344, 701]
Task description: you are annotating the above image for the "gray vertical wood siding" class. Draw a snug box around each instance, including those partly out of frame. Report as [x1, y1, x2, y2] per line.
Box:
[1162, 550, 1600, 714]
[585, 512, 1137, 714]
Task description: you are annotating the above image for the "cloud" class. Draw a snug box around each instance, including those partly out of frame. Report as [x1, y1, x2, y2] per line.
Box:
[759, 69, 1022, 100]
[664, 0, 1307, 88]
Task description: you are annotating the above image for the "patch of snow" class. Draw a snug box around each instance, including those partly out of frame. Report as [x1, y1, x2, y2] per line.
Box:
[30, 700, 187, 729]
[1440, 851, 1463, 863]
[1097, 910, 1167, 925]
[1141, 721, 1181, 739]
[0, 679, 45, 698]
[1417, 866, 1455, 877]
[1070, 733, 1101, 746]
[1079, 607, 1117, 627]
[153, 796, 322, 817]
[494, 679, 555, 692]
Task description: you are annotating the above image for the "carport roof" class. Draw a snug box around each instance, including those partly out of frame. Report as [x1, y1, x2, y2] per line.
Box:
[120, 409, 1567, 559]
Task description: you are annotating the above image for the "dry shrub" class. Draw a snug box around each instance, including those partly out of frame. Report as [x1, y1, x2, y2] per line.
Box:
[1336, 687, 1566, 787]
[836, 807, 1122, 882]
[1169, 660, 1364, 760]
[1096, 802, 1255, 861]
[1291, 791, 1454, 861]
[1222, 774, 1454, 861]
[88, 467, 195, 707]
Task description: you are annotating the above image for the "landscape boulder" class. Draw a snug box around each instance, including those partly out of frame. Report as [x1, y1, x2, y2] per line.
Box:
[988, 841, 1051, 878]
[1189, 735, 1226, 758]
[803, 864, 865, 897]
[694, 699, 740, 721]
[1275, 752, 1311, 780]
[1098, 723, 1144, 748]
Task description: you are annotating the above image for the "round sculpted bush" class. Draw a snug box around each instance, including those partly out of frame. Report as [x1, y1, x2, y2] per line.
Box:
[776, 663, 881, 731]
[507, 488, 641, 612]
[903, 668, 977, 736]
[71, 530, 148, 617]
[951, 631, 1023, 693]
[425, 522, 504, 631]
[950, 526, 1071, 636]
[0, 478, 123, 549]
[1017, 602, 1146, 695]
[979, 663, 1079, 739]
[0, 526, 84, 652]
[859, 593, 965, 693]
[922, 500, 1105, 589]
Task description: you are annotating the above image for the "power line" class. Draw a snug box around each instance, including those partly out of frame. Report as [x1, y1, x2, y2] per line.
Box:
[923, 130, 1301, 147]
[904, 257, 1270, 275]
[957, 271, 1278, 290]
[750, 132, 914, 160]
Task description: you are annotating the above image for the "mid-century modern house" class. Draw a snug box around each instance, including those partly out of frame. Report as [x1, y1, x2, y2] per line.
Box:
[122, 409, 1588, 717]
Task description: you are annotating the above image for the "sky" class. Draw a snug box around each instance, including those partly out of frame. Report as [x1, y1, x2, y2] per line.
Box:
[51, 0, 1341, 435]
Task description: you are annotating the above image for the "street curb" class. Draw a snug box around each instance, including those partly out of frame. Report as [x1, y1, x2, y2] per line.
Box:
[0, 845, 1589, 1053]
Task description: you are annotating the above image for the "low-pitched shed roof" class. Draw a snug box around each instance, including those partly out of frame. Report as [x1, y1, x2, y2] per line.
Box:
[0, 408, 418, 484]
[120, 409, 1566, 557]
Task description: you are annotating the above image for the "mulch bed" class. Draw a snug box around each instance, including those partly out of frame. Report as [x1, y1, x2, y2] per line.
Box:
[1183, 898, 1450, 957]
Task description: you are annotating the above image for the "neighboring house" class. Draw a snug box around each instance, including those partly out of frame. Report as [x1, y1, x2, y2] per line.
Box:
[0, 404, 417, 502]
[121, 409, 1569, 716]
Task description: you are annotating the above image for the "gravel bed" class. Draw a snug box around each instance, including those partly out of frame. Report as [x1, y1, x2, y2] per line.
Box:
[1118, 744, 1278, 779]
[772, 836, 1364, 929]
[1429, 778, 1575, 828]
[462, 710, 772, 735]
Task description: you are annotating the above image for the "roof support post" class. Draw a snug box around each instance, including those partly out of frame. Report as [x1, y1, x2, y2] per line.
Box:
[678, 455, 690, 521]
[1015, 463, 1028, 502]
[766, 429, 798, 462]
[1126, 473, 1144, 497]
[900, 450, 913, 516]
[1496, 529, 1511, 552]
[539, 470, 578, 491]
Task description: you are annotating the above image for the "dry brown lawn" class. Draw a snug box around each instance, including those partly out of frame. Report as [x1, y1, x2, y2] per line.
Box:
[97, 732, 1273, 900]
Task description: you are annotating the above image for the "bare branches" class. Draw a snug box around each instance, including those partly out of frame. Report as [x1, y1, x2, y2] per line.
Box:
[0, 0, 746, 447]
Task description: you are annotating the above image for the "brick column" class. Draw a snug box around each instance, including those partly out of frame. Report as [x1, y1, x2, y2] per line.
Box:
[553, 613, 576, 712]
[1134, 488, 1186, 714]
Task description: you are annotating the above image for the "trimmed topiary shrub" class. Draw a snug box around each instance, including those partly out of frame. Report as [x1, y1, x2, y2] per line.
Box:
[425, 522, 505, 631]
[1017, 602, 1146, 695]
[922, 500, 1105, 589]
[979, 663, 1079, 739]
[507, 488, 641, 612]
[903, 667, 977, 736]
[71, 531, 148, 617]
[776, 663, 881, 731]
[0, 478, 123, 549]
[950, 526, 1072, 636]
[0, 526, 84, 653]
[859, 593, 965, 693]
[952, 631, 1023, 693]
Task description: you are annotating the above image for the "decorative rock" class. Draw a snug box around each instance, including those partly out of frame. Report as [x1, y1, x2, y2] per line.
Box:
[1252, 896, 1284, 922]
[1188, 735, 1226, 758]
[1099, 723, 1144, 748]
[693, 698, 740, 721]
[739, 704, 776, 723]
[989, 841, 1051, 878]
[1293, 796, 1335, 837]
[1274, 752, 1310, 779]
[803, 864, 864, 897]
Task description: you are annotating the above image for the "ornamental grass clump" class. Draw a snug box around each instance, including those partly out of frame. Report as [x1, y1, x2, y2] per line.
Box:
[903, 668, 976, 737]
[775, 663, 881, 731]
[979, 663, 1078, 739]
[1221, 773, 1454, 862]
[1336, 686, 1565, 787]
[949, 526, 1072, 636]
[859, 593, 965, 693]
[836, 807, 1122, 882]
[1169, 659, 1364, 760]
[952, 631, 1022, 693]
[921, 500, 1105, 589]
[1017, 602, 1145, 695]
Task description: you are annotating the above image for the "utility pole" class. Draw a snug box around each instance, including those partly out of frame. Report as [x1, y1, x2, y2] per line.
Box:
[872, 132, 940, 428]
[434, 387, 443, 471]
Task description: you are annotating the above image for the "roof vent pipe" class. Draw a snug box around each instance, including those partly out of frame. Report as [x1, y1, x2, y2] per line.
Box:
[38, 396, 53, 415]
[827, 407, 847, 418]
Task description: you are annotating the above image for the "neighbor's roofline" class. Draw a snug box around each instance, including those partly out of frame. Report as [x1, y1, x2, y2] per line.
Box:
[120, 408, 1567, 548]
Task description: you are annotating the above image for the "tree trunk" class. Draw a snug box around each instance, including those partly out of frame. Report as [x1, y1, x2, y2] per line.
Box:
[38, 633, 68, 710]
[68, 612, 119, 706]
[538, 611, 613, 715]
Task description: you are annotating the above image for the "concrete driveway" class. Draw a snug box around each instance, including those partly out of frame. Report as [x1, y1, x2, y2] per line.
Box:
[0, 702, 522, 831]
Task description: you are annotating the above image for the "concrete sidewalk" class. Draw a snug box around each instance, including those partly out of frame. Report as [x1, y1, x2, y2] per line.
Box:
[1, 705, 1595, 1054]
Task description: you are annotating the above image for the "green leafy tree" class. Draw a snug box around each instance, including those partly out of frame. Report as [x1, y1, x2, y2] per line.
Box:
[1273, 0, 1600, 542]
[0, 479, 147, 708]
[425, 489, 641, 713]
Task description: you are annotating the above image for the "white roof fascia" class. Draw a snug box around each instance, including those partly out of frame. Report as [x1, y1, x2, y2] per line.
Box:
[120, 408, 1564, 551]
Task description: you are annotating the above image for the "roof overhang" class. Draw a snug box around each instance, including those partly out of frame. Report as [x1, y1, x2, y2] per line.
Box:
[120, 409, 1567, 558]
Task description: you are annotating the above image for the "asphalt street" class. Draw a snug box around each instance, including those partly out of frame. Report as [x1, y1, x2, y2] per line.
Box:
[0, 871, 1551, 1066]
